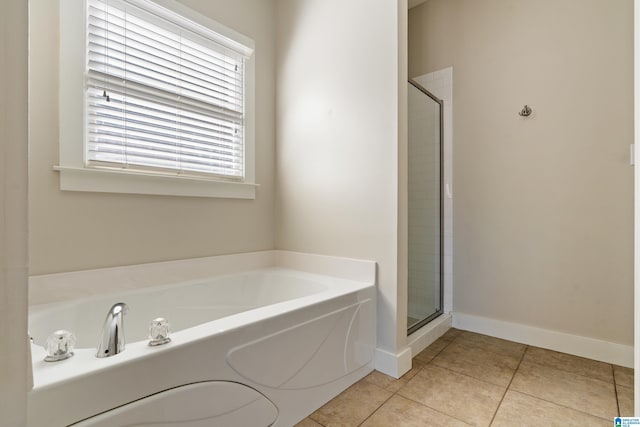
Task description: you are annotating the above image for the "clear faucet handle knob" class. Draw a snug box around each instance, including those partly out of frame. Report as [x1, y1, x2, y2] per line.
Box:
[44, 330, 76, 362]
[148, 317, 171, 346]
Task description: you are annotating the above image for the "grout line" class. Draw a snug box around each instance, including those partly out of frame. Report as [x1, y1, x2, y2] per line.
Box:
[395, 332, 509, 426]
[488, 345, 528, 426]
[424, 341, 524, 389]
[505, 353, 618, 420]
[613, 364, 621, 417]
[432, 330, 460, 356]
[429, 362, 512, 389]
[453, 331, 528, 360]
[357, 392, 395, 426]
[431, 340, 454, 359]
[396, 393, 475, 426]
[412, 332, 457, 364]
[419, 330, 529, 388]
[505, 348, 617, 420]
[521, 359, 616, 386]
[523, 347, 618, 384]
[506, 389, 614, 423]
[357, 330, 471, 426]
[307, 414, 326, 427]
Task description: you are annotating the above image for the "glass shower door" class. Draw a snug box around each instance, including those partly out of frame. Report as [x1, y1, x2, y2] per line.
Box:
[407, 80, 443, 335]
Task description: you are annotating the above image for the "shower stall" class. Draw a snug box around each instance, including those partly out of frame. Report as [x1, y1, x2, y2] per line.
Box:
[407, 80, 443, 335]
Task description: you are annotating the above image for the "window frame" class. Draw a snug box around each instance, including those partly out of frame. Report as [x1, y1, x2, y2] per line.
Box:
[57, 0, 257, 199]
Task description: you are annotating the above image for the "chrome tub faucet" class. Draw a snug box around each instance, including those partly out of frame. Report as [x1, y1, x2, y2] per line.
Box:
[96, 302, 128, 358]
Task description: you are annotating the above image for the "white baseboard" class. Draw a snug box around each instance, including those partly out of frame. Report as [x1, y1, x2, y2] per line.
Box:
[453, 312, 633, 368]
[375, 346, 412, 379]
[407, 313, 452, 357]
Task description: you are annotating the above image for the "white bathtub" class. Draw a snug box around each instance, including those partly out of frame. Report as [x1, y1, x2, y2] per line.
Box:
[28, 257, 376, 426]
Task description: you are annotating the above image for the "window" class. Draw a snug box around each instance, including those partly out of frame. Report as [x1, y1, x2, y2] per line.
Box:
[57, 0, 256, 198]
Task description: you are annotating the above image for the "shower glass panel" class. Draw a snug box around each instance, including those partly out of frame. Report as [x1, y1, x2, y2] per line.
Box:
[407, 80, 443, 335]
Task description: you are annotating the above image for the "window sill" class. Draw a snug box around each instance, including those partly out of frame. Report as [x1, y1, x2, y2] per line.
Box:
[54, 166, 257, 199]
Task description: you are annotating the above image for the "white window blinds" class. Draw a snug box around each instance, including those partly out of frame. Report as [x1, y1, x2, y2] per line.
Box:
[86, 0, 249, 179]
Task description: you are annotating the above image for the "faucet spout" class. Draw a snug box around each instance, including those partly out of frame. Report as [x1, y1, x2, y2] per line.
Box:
[96, 302, 128, 358]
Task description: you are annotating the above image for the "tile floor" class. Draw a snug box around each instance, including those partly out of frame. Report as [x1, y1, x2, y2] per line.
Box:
[295, 328, 634, 427]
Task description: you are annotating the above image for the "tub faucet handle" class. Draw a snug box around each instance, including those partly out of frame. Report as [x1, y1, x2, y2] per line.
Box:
[44, 330, 76, 362]
[148, 317, 171, 346]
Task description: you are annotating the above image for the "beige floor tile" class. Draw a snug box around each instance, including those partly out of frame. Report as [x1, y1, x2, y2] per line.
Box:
[614, 365, 634, 388]
[361, 394, 472, 427]
[492, 390, 610, 427]
[427, 335, 457, 353]
[432, 341, 520, 387]
[310, 380, 392, 426]
[524, 347, 613, 383]
[510, 361, 617, 420]
[295, 418, 323, 427]
[411, 330, 460, 363]
[413, 330, 461, 363]
[414, 347, 440, 363]
[455, 332, 526, 359]
[363, 360, 426, 392]
[397, 364, 505, 427]
[362, 370, 402, 392]
[618, 385, 634, 417]
[304, 332, 625, 426]
[442, 327, 464, 340]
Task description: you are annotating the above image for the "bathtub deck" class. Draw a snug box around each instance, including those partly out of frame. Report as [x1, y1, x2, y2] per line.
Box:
[297, 328, 633, 426]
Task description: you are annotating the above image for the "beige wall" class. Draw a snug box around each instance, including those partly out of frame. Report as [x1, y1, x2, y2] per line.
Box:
[409, 0, 634, 345]
[1, 0, 29, 423]
[275, 0, 405, 353]
[29, 0, 277, 275]
[29, 0, 410, 368]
